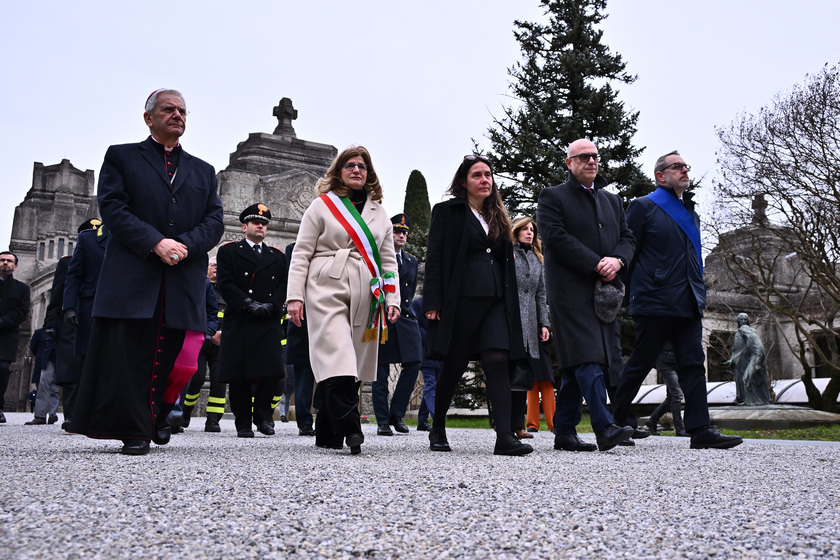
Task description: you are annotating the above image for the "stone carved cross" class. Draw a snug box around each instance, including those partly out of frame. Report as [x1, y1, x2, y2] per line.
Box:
[273, 97, 298, 137]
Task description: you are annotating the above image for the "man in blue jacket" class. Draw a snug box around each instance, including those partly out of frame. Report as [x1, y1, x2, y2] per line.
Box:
[612, 151, 742, 449]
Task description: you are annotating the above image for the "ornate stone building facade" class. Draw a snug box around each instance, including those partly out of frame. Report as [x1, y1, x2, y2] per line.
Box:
[2, 98, 335, 411]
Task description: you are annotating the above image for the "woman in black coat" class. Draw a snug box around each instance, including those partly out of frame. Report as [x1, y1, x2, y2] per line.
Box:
[423, 155, 532, 456]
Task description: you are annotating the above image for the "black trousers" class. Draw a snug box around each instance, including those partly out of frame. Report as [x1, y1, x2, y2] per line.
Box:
[612, 316, 711, 433]
[228, 376, 282, 430]
[315, 376, 361, 447]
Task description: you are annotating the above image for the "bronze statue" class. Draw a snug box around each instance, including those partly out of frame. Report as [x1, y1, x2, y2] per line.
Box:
[728, 313, 771, 405]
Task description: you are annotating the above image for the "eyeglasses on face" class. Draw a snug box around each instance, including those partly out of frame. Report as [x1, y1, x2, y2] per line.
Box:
[660, 162, 691, 172]
[344, 162, 367, 171]
[570, 153, 599, 163]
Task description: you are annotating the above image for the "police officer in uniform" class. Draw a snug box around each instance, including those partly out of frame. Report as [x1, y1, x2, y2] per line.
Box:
[216, 204, 288, 438]
[373, 214, 423, 435]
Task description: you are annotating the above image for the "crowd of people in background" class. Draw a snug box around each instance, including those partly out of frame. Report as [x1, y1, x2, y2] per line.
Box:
[3, 87, 744, 455]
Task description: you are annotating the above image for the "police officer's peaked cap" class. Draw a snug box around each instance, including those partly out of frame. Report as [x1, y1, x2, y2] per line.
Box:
[391, 213, 410, 231]
[240, 203, 272, 224]
[78, 218, 103, 233]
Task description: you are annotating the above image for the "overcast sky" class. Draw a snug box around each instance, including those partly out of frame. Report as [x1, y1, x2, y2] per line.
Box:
[2, 1, 838, 249]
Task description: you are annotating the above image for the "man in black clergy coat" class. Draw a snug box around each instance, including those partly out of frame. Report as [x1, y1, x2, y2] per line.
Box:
[611, 150, 742, 450]
[536, 138, 636, 452]
[372, 214, 423, 436]
[0, 251, 31, 424]
[216, 204, 288, 438]
[71, 89, 224, 455]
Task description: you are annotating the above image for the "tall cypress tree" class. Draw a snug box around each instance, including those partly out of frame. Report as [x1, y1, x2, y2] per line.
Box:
[402, 169, 431, 260]
[483, 0, 652, 216]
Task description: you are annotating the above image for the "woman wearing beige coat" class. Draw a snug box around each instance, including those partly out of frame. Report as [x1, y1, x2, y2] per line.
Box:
[287, 146, 400, 454]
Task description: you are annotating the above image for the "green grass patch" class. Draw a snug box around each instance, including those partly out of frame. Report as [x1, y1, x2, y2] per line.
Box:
[407, 416, 840, 441]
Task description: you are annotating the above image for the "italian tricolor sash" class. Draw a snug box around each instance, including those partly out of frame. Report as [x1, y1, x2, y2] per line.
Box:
[321, 191, 397, 343]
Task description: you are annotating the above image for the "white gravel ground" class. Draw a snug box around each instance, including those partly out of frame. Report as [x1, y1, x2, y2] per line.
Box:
[1, 412, 838, 559]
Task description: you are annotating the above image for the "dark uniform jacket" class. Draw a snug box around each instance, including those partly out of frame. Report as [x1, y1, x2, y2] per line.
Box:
[0, 273, 30, 362]
[64, 226, 108, 355]
[92, 136, 224, 332]
[536, 172, 635, 370]
[423, 197, 525, 362]
[625, 187, 705, 318]
[378, 249, 422, 364]
[283, 243, 310, 368]
[217, 239, 288, 382]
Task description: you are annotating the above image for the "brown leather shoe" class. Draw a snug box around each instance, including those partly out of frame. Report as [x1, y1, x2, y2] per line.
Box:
[515, 429, 534, 439]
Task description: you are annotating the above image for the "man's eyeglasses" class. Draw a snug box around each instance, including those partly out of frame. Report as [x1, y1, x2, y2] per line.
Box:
[344, 162, 367, 171]
[158, 105, 189, 116]
[660, 162, 691, 172]
[570, 153, 599, 163]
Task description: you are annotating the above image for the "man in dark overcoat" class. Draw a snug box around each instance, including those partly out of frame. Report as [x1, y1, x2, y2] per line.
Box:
[0, 250, 31, 423]
[217, 204, 288, 438]
[611, 150, 742, 449]
[58, 219, 105, 430]
[71, 89, 224, 455]
[373, 214, 423, 435]
[536, 138, 636, 452]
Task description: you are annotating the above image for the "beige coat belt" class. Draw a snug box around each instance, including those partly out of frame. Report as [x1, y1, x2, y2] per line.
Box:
[312, 248, 370, 327]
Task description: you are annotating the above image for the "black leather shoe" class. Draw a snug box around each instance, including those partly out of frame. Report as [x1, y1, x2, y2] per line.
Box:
[526, 427, 539, 433]
[346, 432, 364, 455]
[205, 420, 221, 433]
[48, 414, 59, 425]
[632, 428, 650, 439]
[0, 411, 6, 423]
[237, 428, 255, 438]
[690, 427, 743, 449]
[645, 421, 660, 435]
[554, 434, 597, 452]
[617, 438, 635, 447]
[389, 415, 409, 434]
[299, 426, 316, 436]
[429, 429, 451, 452]
[25, 417, 47, 425]
[257, 421, 275, 436]
[595, 424, 634, 451]
[280, 415, 288, 423]
[181, 414, 191, 428]
[494, 432, 534, 456]
[377, 424, 394, 436]
[121, 440, 150, 456]
[170, 415, 184, 434]
[152, 421, 171, 445]
[675, 429, 690, 437]
[61, 420, 72, 432]
[417, 420, 433, 432]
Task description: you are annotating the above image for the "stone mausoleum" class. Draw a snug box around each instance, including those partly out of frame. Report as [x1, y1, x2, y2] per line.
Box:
[2, 99, 336, 412]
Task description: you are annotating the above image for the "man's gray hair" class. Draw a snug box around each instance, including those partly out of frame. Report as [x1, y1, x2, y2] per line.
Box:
[654, 150, 680, 174]
[144, 89, 185, 114]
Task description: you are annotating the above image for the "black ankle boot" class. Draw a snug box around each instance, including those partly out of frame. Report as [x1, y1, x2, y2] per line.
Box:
[494, 431, 534, 456]
[153, 403, 174, 445]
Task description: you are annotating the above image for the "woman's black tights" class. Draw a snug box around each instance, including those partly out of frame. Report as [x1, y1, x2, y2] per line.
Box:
[433, 348, 512, 434]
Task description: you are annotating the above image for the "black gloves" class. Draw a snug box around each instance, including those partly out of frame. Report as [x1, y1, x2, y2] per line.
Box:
[63, 308, 79, 328]
[242, 299, 274, 318]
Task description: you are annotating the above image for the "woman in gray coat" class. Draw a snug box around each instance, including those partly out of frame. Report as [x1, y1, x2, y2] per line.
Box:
[511, 217, 554, 435]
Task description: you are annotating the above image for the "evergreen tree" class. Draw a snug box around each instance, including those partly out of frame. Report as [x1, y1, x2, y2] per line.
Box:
[482, 0, 653, 216]
[402, 170, 431, 261]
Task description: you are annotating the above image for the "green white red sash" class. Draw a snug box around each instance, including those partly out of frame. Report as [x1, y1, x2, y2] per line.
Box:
[321, 191, 396, 342]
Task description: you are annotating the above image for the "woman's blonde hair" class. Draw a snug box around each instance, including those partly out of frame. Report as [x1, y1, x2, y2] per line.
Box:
[511, 216, 544, 263]
[316, 145, 383, 202]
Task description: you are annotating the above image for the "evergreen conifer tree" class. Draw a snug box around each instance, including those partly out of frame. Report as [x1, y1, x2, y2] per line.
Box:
[483, 0, 653, 216]
[402, 170, 431, 261]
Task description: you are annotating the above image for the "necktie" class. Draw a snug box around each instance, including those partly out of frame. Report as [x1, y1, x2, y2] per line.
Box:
[585, 187, 594, 196]
[253, 243, 261, 255]
[397, 252, 403, 268]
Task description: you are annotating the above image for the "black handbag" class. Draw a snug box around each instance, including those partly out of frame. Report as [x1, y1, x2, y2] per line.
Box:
[510, 358, 533, 392]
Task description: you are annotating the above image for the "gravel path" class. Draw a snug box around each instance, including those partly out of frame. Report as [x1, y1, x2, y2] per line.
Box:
[1, 412, 838, 559]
